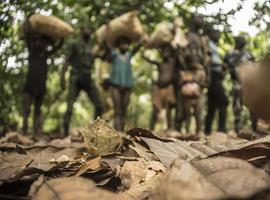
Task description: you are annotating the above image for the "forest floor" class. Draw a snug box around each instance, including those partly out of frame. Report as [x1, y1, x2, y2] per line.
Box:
[1, 118, 270, 200]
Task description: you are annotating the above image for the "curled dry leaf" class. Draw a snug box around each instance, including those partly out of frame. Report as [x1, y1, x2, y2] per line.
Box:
[153, 159, 225, 200]
[124, 173, 162, 200]
[120, 159, 147, 189]
[75, 157, 101, 177]
[152, 157, 270, 200]
[0, 151, 32, 182]
[120, 159, 165, 190]
[33, 177, 133, 200]
[0, 145, 79, 183]
[28, 175, 45, 197]
[49, 155, 73, 163]
[0, 132, 34, 145]
[81, 118, 123, 156]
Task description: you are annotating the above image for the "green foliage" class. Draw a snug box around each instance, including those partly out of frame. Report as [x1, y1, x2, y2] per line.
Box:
[0, 0, 269, 133]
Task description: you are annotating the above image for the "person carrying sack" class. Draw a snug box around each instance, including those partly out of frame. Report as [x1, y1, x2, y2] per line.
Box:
[61, 27, 104, 135]
[103, 34, 143, 131]
[22, 20, 63, 135]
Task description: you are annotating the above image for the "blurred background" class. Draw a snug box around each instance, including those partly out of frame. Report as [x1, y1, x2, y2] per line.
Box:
[1, 0, 270, 134]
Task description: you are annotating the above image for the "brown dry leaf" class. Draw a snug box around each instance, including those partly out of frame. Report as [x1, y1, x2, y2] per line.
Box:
[76, 157, 101, 177]
[152, 157, 270, 200]
[145, 161, 166, 182]
[152, 159, 225, 200]
[49, 136, 84, 149]
[136, 131, 270, 168]
[129, 141, 159, 162]
[147, 161, 166, 172]
[194, 157, 270, 199]
[33, 177, 133, 200]
[0, 145, 80, 183]
[207, 132, 248, 148]
[81, 118, 123, 156]
[119, 159, 165, 200]
[158, 130, 182, 139]
[28, 175, 45, 197]
[26, 146, 79, 172]
[120, 159, 147, 189]
[0, 151, 32, 182]
[209, 142, 270, 168]
[141, 137, 207, 167]
[101, 154, 126, 171]
[0, 132, 34, 146]
[127, 128, 172, 142]
[124, 173, 162, 200]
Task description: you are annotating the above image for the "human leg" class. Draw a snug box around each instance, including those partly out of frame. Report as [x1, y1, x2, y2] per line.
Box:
[121, 88, 131, 130]
[84, 79, 104, 119]
[33, 94, 44, 135]
[111, 86, 123, 131]
[22, 93, 32, 134]
[63, 77, 80, 135]
[205, 89, 217, 135]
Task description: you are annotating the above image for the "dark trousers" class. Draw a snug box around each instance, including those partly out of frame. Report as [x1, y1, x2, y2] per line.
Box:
[174, 81, 183, 131]
[232, 87, 242, 132]
[22, 92, 44, 134]
[64, 75, 103, 134]
[232, 86, 257, 133]
[205, 79, 228, 134]
[111, 86, 131, 131]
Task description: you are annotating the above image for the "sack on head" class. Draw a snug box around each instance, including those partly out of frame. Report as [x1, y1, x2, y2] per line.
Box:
[148, 21, 174, 48]
[96, 11, 145, 47]
[148, 18, 188, 48]
[20, 14, 74, 39]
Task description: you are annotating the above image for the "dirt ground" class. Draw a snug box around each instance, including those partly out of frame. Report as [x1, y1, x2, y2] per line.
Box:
[1, 118, 270, 200]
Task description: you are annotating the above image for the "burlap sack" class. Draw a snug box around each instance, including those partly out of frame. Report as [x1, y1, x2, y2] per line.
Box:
[96, 11, 144, 47]
[148, 21, 174, 47]
[148, 18, 188, 48]
[240, 55, 270, 122]
[21, 14, 74, 39]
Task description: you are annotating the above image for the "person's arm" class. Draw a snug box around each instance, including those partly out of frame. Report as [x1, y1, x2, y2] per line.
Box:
[176, 47, 188, 70]
[130, 35, 145, 57]
[100, 41, 113, 62]
[142, 53, 160, 67]
[224, 53, 238, 81]
[130, 43, 142, 57]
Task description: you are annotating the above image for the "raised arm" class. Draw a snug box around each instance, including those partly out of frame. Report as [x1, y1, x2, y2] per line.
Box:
[99, 40, 114, 62]
[142, 53, 160, 67]
[130, 34, 146, 57]
[130, 43, 142, 57]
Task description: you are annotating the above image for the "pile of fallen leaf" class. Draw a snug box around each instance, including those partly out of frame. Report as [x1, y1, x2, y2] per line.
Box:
[1, 118, 270, 200]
